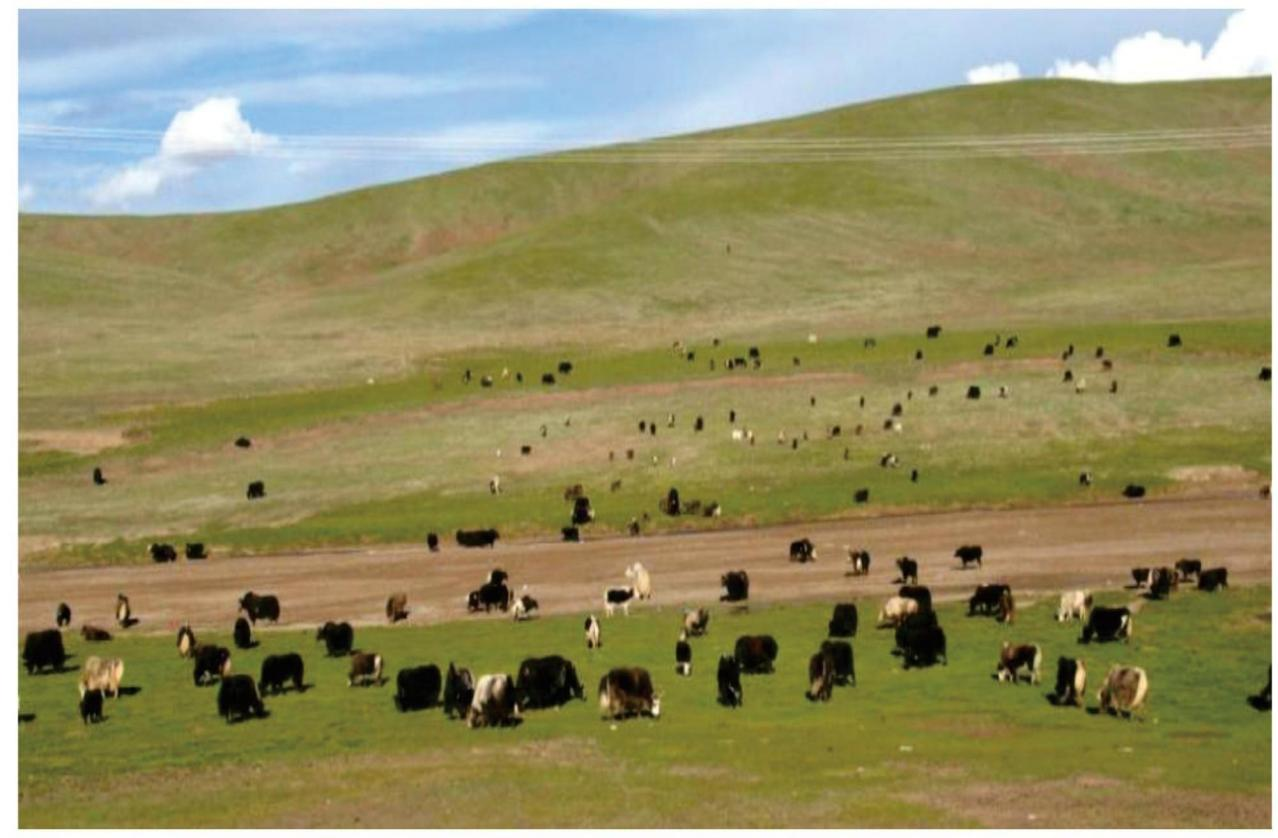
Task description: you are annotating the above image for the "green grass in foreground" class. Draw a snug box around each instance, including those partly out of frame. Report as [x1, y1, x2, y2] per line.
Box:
[18, 587, 1271, 827]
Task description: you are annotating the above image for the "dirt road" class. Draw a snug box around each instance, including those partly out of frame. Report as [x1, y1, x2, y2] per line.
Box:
[19, 495, 1270, 635]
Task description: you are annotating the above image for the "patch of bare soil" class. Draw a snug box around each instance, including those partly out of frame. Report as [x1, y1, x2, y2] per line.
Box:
[1169, 464, 1258, 483]
[20, 428, 129, 455]
[899, 774, 1270, 828]
[18, 495, 1270, 636]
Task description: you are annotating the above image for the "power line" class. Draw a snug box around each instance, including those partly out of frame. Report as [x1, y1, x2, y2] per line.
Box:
[18, 122, 1270, 164]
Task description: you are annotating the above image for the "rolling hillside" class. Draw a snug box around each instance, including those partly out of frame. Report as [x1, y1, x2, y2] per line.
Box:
[17, 77, 1272, 564]
[20, 77, 1271, 425]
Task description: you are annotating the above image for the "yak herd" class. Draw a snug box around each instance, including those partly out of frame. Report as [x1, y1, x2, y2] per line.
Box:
[31, 328, 1269, 731]
[22, 533, 1259, 731]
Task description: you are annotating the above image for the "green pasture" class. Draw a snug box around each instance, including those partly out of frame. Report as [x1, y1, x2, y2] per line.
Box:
[18, 586, 1271, 827]
[20, 319, 1270, 567]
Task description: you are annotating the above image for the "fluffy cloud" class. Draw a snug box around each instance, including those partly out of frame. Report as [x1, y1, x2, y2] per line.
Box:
[1048, 9, 1272, 82]
[88, 97, 274, 207]
[19, 182, 36, 207]
[966, 62, 1022, 85]
[966, 10, 1272, 87]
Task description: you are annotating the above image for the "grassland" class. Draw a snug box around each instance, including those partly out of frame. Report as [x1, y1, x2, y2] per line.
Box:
[18, 318, 1271, 566]
[18, 78, 1271, 566]
[18, 586, 1271, 827]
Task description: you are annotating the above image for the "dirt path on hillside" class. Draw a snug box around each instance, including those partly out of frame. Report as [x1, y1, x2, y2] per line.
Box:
[18, 495, 1270, 635]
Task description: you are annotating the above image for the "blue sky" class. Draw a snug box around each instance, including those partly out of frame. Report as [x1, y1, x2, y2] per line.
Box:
[17, 9, 1264, 215]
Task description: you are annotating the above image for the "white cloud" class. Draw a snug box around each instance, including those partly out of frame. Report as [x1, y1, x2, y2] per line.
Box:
[19, 182, 36, 207]
[966, 62, 1022, 85]
[1047, 9, 1272, 83]
[88, 97, 275, 207]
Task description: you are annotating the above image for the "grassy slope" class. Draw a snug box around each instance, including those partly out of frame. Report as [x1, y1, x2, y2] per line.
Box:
[18, 587, 1271, 827]
[19, 78, 1271, 426]
[16, 77, 1272, 565]
[20, 319, 1271, 566]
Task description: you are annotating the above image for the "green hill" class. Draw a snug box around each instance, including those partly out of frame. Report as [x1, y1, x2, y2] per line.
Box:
[17, 77, 1271, 565]
[20, 77, 1271, 425]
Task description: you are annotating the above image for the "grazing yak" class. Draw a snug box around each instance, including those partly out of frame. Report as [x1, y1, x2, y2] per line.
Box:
[1098, 665, 1149, 718]
[828, 603, 858, 638]
[193, 645, 232, 686]
[1052, 658, 1087, 708]
[1081, 606, 1132, 643]
[512, 592, 539, 622]
[1056, 590, 1093, 622]
[394, 665, 442, 712]
[444, 663, 476, 719]
[92, 466, 107, 486]
[234, 436, 252, 448]
[149, 543, 177, 563]
[661, 487, 681, 516]
[926, 325, 942, 338]
[456, 528, 500, 548]
[1149, 567, 1177, 600]
[56, 603, 71, 628]
[1261, 367, 1272, 382]
[604, 586, 636, 617]
[789, 538, 817, 563]
[734, 635, 779, 674]
[23, 629, 68, 674]
[955, 545, 983, 569]
[585, 615, 602, 649]
[895, 557, 919, 585]
[185, 542, 207, 560]
[683, 607, 710, 637]
[675, 631, 693, 676]
[877, 595, 920, 628]
[426, 533, 440, 552]
[239, 592, 280, 624]
[218, 674, 266, 723]
[1122, 484, 1146, 499]
[348, 652, 385, 687]
[721, 570, 750, 603]
[854, 488, 870, 504]
[115, 594, 132, 628]
[386, 592, 409, 623]
[246, 480, 266, 500]
[821, 640, 856, 686]
[79, 657, 124, 698]
[846, 548, 871, 576]
[626, 563, 653, 600]
[259, 653, 305, 695]
[1175, 558, 1202, 581]
[1130, 567, 1152, 588]
[572, 497, 595, 526]
[79, 689, 105, 725]
[995, 642, 1042, 685]
[316, 621, 355, 656]
[806, 650, 835, 702]
[717, 655, 743, 707]
[468, 582, 511, 613]
[81, 625, 112, 642]
[233, 617, 254, 649]
[517, 656, 585, 709]
[969, 584, 1010, 616]
[899, 585, 933, 614]
[561, 526, 581, 543]
[1198, 568, 1229, 591]
[467, 674, 521, 728]
[1079, 471, 1093, 487]
[966, 385, 981, 400]
[598, 667, 661, 720]
[1167, 333, 1182, 348]
[895, 612, 947, 669]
